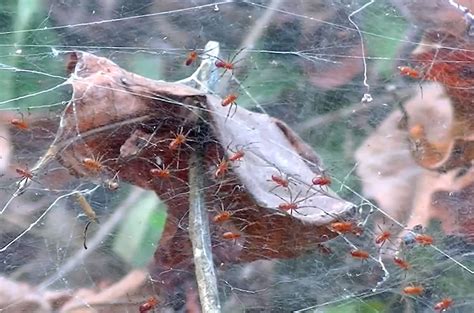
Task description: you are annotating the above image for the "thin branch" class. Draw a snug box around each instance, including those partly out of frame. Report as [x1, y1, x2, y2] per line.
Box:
[188, 125, 221, 312]
[184, 40, 222, 312]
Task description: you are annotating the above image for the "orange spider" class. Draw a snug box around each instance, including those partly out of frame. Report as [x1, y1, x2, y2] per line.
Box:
[213, 211, 231, 223]
[271, 174, 289, 188]
[275, 189, 310, 216]
[185, 51, 198, 66]
[267, 171, 291, 195]
[215, 60, 234, 71]
[393, 257, 410, 270]
[398, 66, 421, 79]
[16, 167, 33, 180]
[228, 149, 245, 162]
[330, 221, 353, 233]
[403, 284, 424, 296]
[221, 93, 238, 118]
[226, 142, 254, 162]
[222, 93, 238, 107]
[312, 175, 331, 186]
[222, 231, 241, 244]
[169, 128, 188, 151]
[150, 163, 172, 179]
[330, 221, 364, 236]
[214, 158, 230, 178]
[350, 249, 369, 260]
[214, 47, 245, 75]
[139, 297, 158, 313]
[434, 297, 453, 311]
[11, 118, 28, 130]
[415, 234, 434, 246]
[278, 202, 299, 215]
[375, 230, 392, 245]
[82, 156, 104, 173]
[212, 201, 232, 223]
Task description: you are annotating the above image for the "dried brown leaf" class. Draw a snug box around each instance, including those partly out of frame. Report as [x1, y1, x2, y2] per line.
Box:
[0, 275, 66, 313]
[28, 51, 354, 300]
[355, 83, 455, 229]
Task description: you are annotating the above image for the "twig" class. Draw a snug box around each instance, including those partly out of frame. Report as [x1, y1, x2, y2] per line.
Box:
[183, 40, 221, 312]
[188, 124, 221, 312]
[188, 50, 222, 310]
[38, 187, 146, 291]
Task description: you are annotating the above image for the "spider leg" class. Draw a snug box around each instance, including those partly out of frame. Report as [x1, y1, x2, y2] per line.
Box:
[218, 68, 229, 80]
[224, 102, 238, 121]
[230, 102, 238, 118]
[228, 47, 246, 64]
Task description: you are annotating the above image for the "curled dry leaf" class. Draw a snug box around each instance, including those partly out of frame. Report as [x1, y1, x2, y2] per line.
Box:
[0, 275, 71, 313]
[356, 30, 474, 241]
[208, 93, 351, 225]
[59, 270, 150, 313]
[27, 52, 354, 298]
[356, 83, 452, 230]
[405, 29, 474, 239]
[407, 31, 474, 171]
[0, 270, 155, 313]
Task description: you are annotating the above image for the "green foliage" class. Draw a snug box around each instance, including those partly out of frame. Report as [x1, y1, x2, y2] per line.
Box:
[128, 53, 165, 81]
[112, 193, 166, 267]
[239, 53, 301, 109]
[0, 0, 63, 111]
[324, 299, 385, 313]
[362, 2, 408, 78]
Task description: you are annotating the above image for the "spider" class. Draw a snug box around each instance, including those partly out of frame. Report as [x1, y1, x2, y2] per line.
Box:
[185, 50, 198, 66]
[82, 152, 108, 175]
[221, 93, 239, 119]
[266, 168, 293, 194]
[214, 157, 230, 178]
[274, 190, 314, 216]
[211, 200, 254, 224]
[350, 249, 369, 260]
[168, 126, 195, 169]
[16, 166, 33, 183]
[169, 127, 193, 151]
[213, 47, 246, 77]
[150, 162, 173, 179]
[225, 141, 256, 163]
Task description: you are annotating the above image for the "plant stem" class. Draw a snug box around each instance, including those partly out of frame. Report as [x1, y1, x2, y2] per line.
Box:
[188, 123, 221, 312]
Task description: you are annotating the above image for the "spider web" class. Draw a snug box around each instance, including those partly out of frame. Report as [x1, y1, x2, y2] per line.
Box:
[0, 1, 473, 312]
